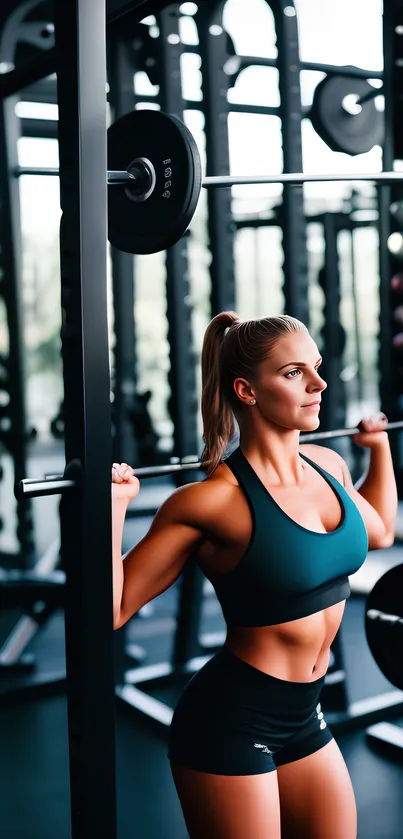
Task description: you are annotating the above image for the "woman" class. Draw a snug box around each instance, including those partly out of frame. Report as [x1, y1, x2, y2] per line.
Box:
[112, 312, 397, 839]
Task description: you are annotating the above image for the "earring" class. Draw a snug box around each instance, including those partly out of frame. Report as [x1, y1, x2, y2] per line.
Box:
[250, 399, 256, 404]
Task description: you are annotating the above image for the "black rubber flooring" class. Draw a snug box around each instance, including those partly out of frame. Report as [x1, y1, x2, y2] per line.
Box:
[1, 691, 403, 839]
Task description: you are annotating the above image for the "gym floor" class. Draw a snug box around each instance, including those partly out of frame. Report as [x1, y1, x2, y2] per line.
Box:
[1, 447, 403, 838]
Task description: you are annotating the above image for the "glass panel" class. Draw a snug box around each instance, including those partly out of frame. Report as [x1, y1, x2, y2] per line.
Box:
[228, 66, 280, 107]
[235, 226, 284, 318]
[306, 222, 325, 349]
[228, 113, 283, 215]
[223, 0, 277, 59]
[294, 0, 383, 70]
[350, 226, 381, 411]
[17, 138, 62, 441]
[179, 13, 199, 45]
[180, 52, 203, 102]
[134, 251, 172, 453]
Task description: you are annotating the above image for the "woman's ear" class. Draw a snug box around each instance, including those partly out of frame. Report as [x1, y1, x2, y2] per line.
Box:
[233, 378, 255, 406]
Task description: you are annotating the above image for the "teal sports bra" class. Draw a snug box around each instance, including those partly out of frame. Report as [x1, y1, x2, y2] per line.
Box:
[211, 447, 368, 627]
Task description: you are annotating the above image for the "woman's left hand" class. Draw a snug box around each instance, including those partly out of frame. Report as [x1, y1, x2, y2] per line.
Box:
[352, 413, 389, 448]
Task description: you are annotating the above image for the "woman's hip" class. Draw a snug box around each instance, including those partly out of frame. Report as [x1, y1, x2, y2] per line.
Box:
[168, 645, 328, 772]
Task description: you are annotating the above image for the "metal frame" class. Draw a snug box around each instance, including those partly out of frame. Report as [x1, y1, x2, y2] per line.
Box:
[0, 95, 34, 566]
[270, 0, 309, 326]
[379, 0, 403, 496]
[197, 1, 236, 314]
[54, 1, 117, 836]
[317, 213, 347, 437]
[363, 0, 403, 764]
[157, 4, 199, 464]
[108, 34, 140, 469]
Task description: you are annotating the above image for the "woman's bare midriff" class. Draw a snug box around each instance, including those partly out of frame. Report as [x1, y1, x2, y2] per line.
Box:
[196, 444, 348, 683]
[224, 599, 346, 683]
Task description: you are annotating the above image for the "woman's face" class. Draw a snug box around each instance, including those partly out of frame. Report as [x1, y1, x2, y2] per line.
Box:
[235, 330, 327, 432]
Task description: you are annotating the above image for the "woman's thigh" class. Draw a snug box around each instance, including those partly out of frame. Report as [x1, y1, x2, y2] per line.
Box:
[277, 739, 357, 839]
[171, 762, 281, 839]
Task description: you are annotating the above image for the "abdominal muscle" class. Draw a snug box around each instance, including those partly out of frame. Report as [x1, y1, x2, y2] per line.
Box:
[224, 599, 346, 682]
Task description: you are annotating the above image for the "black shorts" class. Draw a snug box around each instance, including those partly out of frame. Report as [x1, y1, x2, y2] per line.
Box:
[168, 646, 333, 775]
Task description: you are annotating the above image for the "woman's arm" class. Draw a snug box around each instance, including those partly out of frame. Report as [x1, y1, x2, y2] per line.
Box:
[111, 465, 229, 630]
[354, 434, 397, 544]
[337, 415, 397, 549]
[115, 496, 204, 629]
[112, 493, 131, 627]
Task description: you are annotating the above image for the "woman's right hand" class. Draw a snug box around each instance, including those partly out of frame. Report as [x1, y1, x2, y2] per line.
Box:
[111, 462, 140, 502]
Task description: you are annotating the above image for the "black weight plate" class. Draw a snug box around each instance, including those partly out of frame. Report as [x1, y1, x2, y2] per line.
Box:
[310, 74, 384, 156]
[108, 110, 202, 254]
[365, 563, 403, 690]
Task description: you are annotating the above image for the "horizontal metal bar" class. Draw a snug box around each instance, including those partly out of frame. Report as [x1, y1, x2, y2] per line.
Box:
[227, 103, 280, 116]
[14, 167, 403, 188]
[125, 421, 403, 479]
[20, 117, 58, 140]
[301, 61, 383, 79]
[357, 86, 383, 107]
[15, 167, 134, 184]
[107, 170, 135, 184]
[188, 51, 383, 80]
[203, 172, 403, 187]
[18, 477, 76, 498]
[0, 51, 57, 100]
[19, 421, 403, 492]
[302, 420, 403, 442]
[15, 167, 59, 176]
[134, 462, 201, 479]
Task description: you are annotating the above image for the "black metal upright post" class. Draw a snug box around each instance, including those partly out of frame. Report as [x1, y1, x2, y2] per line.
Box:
[197, 1, 236, 314]
[157, 5, 203, 669]
[0, 96, 34, 565]
[54, 1, 117, 837]
[378, 3, 402, 489]
[108, 36, 140, 469]
[318, 214, 347, 437]
[271, 0, 309, 325]
[157, 5, 199, 465]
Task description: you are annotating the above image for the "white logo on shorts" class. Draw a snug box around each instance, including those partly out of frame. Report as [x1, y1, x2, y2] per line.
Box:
[316, 702, 327, 729]
[254, 743, 273, 754]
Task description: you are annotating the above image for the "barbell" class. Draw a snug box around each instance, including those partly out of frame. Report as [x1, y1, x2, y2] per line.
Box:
[17, 419, 403, 497]
[15, 109, 402, 255]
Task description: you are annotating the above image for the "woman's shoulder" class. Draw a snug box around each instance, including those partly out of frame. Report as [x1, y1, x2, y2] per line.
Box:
[161, 462, 240, 525]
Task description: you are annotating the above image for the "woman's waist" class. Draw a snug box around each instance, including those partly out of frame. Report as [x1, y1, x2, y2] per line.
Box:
[225, 603, 345, 682]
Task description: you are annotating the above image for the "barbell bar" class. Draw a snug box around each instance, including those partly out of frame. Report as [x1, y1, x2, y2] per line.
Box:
[14, 165, 403, 188]
[15, 167, 136, 185]
[17, 420, 403, 498]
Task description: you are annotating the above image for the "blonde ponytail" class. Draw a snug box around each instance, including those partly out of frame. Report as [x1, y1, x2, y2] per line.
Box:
[200, 311, 239, 474]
